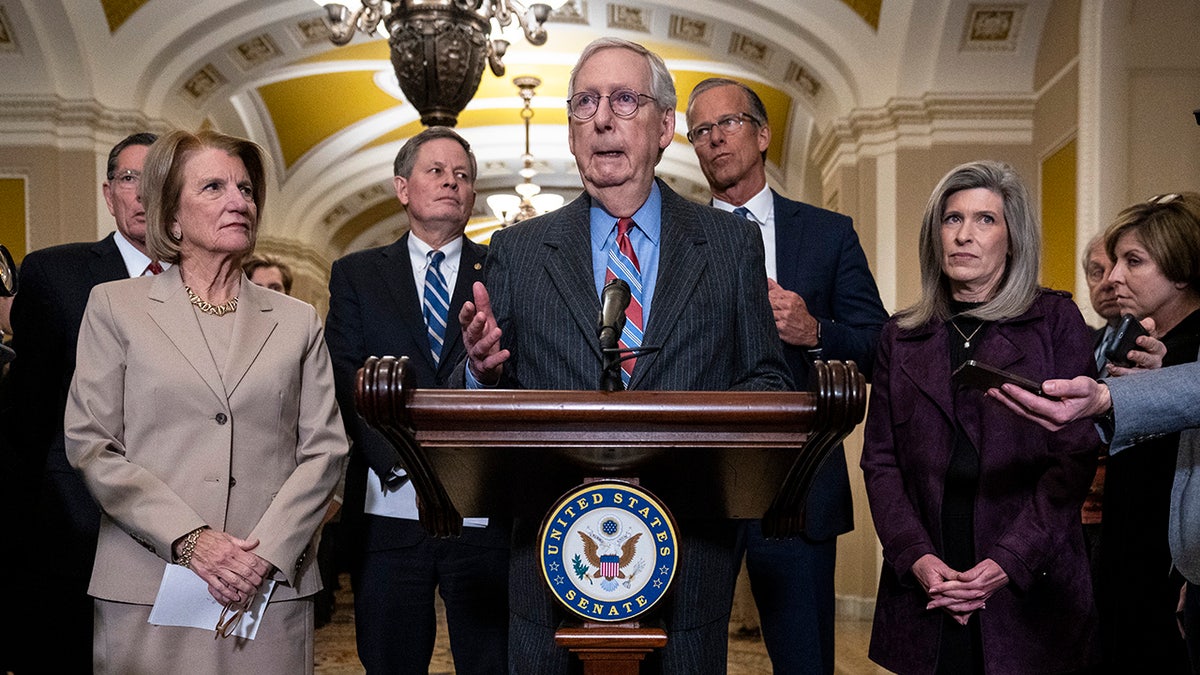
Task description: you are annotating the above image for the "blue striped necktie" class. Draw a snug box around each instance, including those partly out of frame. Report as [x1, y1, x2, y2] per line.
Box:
[604, 217, 644, 388]
[423, 250, 450, 366]
[733, 206, 753, 222]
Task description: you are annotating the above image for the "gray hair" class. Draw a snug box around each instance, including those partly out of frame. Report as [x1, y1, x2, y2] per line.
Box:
[568, 38, 676, 112]
[685, 77, 768, 159]
[106, 132, 158, 179]
[897, 160, 1040, 330]
[393, 126, 476, 180]
[685, 77, 767, 126]
[1081, 231, 1107, 272]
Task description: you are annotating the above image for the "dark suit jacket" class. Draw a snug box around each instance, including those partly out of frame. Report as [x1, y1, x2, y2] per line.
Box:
[457, 179, 791, 672]
[325, 233, 505, 551]
[2, 233, 131, 672]
[861, 291, 1101, 674]
[467, 179, 792, 392]
[771, 191, 888, 539]
[8, 233, 130, 577]
[1092, 323, 1116, 371]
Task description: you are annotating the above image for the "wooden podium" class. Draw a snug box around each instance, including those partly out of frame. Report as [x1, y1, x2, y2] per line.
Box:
[355, 355, 866, 672]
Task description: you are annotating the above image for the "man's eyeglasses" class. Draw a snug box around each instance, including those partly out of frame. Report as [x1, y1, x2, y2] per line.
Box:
[566, 89, 657, 121]
[214, 599, 249, 639]
[1148, 193, 1181, 205]
[109, 169, 141, 192]
[686, 113, 760, 144]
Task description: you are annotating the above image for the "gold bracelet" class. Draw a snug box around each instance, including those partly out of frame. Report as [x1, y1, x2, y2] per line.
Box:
[175, 526, 207, 568]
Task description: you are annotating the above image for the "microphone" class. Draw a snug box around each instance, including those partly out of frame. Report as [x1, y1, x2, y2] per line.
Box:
[598, 278, 631, 345]
[597, 278, 630, 391]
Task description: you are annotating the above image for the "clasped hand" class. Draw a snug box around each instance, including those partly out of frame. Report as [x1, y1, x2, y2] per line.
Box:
[912, 554, 1008, 625]
[188, 529, 272, 606]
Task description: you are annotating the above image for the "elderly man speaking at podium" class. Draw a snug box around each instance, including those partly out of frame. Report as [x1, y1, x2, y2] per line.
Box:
[455, 37, 790, 674]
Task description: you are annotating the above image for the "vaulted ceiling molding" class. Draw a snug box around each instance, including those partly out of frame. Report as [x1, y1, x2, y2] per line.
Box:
[813, 93, 1037, 176]
[0, 95, 164, 146]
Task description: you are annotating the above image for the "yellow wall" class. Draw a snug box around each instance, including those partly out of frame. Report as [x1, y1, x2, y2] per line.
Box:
[0, 178, 26, 262]
[1041, 139, 1077, 294]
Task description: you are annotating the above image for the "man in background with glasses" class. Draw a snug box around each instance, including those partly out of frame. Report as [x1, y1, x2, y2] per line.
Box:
[5, 132, 163, 673]
[457, 38, 791, 673]
[686, 78, 888, 675]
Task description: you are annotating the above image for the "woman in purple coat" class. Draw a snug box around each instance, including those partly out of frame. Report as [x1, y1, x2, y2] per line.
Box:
[861, 160, 1102, 674]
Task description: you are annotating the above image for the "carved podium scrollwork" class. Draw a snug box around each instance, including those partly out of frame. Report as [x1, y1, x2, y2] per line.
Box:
[355, 354, 464, 537]
[354, 355, 866, 539]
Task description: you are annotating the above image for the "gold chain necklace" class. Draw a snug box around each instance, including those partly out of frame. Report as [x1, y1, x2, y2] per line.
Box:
[185, 285, 238, 316]
[950, 318, 984, 348]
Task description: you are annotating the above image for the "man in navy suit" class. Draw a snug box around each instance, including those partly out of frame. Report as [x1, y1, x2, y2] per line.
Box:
[324, 126, 508, 674]
[458, 39, 791, 674]
[686, 78, 888, 675]
[7, 132, 162, 673]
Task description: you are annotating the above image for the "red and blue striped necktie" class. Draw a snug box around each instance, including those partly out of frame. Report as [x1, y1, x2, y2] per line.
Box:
[604, 217, 644, 388]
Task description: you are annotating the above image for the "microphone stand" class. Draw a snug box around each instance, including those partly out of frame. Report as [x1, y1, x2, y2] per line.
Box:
[599, 325, 624, 392]
[597, 278, 631, 392]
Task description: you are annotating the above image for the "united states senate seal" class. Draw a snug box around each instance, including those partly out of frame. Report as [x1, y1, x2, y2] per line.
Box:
[539, 480, 678, 622]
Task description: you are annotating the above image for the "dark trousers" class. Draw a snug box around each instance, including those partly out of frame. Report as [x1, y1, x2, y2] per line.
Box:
[1186, 581, 1200, 674]
[13, 466, 99, 674]
[351, 516, 509, 675]
[738, 519, 838, 675]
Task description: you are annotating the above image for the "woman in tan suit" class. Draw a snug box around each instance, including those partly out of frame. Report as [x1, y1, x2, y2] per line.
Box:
[65, 130, 348, 674]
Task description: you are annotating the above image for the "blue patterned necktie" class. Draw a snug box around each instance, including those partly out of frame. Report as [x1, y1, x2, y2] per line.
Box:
[732, 206, 754, 222]
[423, 250, 450, 366]
[604, 217, 644, 388]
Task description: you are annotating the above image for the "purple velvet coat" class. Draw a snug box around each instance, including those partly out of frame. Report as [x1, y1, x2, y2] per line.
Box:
[861, 290, 1102, 674]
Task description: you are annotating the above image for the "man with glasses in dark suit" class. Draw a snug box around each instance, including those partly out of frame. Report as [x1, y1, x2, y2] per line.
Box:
[686, 77, 888, 675]
[458, 38, 791, 674]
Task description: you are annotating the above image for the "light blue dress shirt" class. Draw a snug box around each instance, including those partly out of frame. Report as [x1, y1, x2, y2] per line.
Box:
[589, 181, 662, 323]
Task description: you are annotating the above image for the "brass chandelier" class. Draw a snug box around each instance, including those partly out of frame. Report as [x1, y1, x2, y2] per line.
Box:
[485, 75, 564, 224]
[320, 0, 566, 127]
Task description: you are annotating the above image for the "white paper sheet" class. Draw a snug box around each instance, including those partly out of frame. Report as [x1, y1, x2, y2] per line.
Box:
[148, 564, 276, 639]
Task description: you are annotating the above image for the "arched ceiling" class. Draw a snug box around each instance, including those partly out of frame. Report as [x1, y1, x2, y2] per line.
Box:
[0, 0, 1049, 258]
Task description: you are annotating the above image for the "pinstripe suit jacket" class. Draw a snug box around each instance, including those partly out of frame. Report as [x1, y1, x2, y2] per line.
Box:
[64, 269, 348, 603]
[474, 178, 792, 392]
[464, 179, 790, 673]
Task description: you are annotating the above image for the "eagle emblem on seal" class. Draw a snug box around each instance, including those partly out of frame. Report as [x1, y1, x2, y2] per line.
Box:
[539, 481, 678, 622]
[579, 517, 643, 591]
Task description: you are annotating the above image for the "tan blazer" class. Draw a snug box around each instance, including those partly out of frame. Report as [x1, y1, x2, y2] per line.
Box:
[65, 268, 348, 604]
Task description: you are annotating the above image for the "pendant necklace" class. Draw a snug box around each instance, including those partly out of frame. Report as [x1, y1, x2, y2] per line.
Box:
[950, 319, 984, 349]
